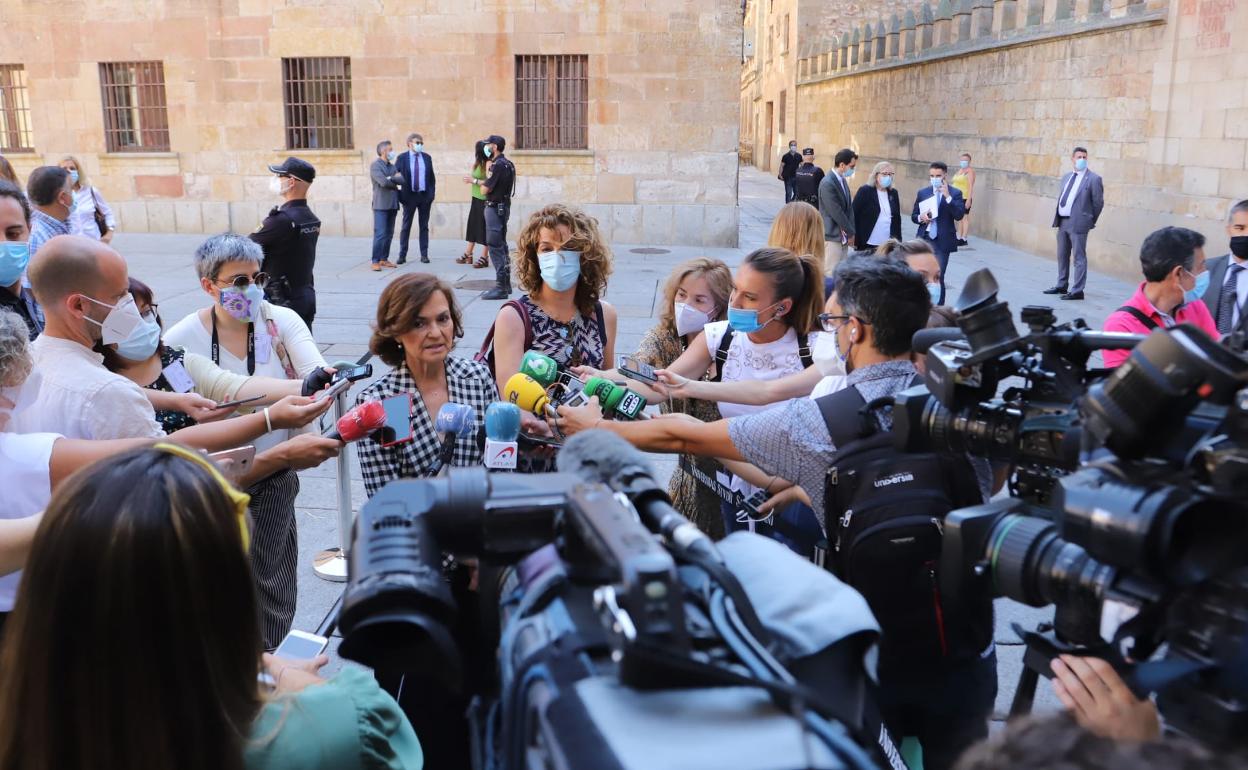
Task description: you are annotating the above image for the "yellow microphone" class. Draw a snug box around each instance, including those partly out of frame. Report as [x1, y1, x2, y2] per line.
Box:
[503, 372, 552, 417]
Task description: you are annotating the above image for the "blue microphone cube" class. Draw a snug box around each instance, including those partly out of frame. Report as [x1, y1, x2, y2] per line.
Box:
[485, 401, 522, 442]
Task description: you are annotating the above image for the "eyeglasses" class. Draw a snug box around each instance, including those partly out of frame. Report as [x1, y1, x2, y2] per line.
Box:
[216, 272, 268, 290]
[153, 442, 252, 552]
[818, 313, 870, 333]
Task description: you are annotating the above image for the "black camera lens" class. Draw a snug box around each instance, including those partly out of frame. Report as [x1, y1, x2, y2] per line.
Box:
[983, 513, 1115, 646]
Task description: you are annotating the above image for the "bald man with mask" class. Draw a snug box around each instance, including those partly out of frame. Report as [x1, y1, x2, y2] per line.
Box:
[14, 235, 336, 466]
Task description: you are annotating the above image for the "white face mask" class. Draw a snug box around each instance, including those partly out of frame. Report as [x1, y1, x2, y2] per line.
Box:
[268, 176, 285, 195]
[80, 293, 143, 344]
[673, 301, 712, 337]
[0, 368, 42, 430]
[811, 330, 846, 377]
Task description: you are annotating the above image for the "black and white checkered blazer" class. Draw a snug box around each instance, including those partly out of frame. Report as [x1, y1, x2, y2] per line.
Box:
[355, 355, 499, 498]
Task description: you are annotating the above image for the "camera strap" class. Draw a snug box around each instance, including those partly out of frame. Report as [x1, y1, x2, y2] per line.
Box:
[1115, 305, 1160, 332]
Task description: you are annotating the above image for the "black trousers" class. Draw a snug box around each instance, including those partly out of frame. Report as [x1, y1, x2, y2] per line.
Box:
[485, 201, 511, 286]
[876, 650, 998, 770]
[399, 193, 433, 259]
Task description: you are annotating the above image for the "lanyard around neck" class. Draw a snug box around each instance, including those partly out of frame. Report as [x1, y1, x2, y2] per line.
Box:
[211, 309, 255, 375]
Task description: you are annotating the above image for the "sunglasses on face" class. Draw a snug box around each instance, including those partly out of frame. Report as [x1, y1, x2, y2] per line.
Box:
[216, 272, 268, 290]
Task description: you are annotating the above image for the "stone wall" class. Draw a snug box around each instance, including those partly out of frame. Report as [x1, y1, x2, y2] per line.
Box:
[0, 0, 741, 247]
[793, 0, 1248, 280]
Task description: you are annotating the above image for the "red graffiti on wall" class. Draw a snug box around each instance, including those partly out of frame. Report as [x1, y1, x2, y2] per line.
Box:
[1197, 0, 1235, 49]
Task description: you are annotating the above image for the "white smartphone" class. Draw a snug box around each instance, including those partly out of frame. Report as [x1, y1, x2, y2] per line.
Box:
[273, 629, 329, 660]
[207, 445, 256, 485]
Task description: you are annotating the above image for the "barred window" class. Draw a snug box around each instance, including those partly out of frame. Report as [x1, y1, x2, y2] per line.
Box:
[0, 65, 33, 153]
[282, 57, 353, 150]
[514, 55, 588, 151]
[99, 61, 170, 153]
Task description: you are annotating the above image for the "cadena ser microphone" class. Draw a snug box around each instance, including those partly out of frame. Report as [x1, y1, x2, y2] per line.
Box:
[323, 400, 387, 442]
[503, 372, 553, 417]
[518, 350, 561, 388]
[432, 402, 476, 474]
[483, 402, 522, 470]
[557, 430, 715, 558]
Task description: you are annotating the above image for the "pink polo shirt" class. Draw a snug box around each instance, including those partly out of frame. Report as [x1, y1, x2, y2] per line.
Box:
[1101, 282, 1220, 368]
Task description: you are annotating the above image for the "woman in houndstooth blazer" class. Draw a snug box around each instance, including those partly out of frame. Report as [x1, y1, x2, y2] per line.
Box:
[356, 274, 498, 497]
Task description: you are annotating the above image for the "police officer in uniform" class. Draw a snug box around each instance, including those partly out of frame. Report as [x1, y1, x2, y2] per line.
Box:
[792, 147, 825, 208]
[251, 157, 321, 330]
[480, 134, 517, 300]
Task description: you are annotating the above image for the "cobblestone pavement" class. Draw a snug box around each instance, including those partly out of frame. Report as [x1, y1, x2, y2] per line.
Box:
[111, 165, 1134, 720]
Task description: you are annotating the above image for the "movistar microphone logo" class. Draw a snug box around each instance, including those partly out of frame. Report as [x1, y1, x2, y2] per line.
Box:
[873, 472, 914, 488]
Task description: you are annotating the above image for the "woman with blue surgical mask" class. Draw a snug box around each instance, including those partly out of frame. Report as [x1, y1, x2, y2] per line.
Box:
[58, 155, 116, 244]
[852, 160, 902, 255]
[101, 278, 333, 434]
[482, 203, 618, 399]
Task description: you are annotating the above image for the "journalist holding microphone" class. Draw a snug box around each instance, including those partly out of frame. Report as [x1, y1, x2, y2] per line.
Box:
[356, 273, 497, 496]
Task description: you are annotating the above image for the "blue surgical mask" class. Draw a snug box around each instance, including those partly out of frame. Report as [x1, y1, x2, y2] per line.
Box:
[484, 145, 493, 158]
[928, 283, 942, 305]
[387, 150, 397, 163]
[68, 170, 80, 184]
[0, 241, 30, 286]
[116, 315, 161, 361]
[879, 175, 893, 189]
[930, 177, 943, 190]
[538, 250, 582, 292]
[413, 144, 424, 153]
[959, 160, 969, 169]
[219, 283, 265, 323]
[726, 301, 782, 334]
[842, 168, 855, 179]
[1184, 270, 1210, 305]
[1074, 157, 1088, 171]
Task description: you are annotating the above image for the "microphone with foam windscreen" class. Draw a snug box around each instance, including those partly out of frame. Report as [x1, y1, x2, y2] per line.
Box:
[557, 429, 716, 558]
[432, 402, 476, 474]
[483, 401, 522, 470]
[323, 400, 387, 442]
[503, 372, 553, 417]
[579, 376, 647, 420]
[518, 350, 561, 388]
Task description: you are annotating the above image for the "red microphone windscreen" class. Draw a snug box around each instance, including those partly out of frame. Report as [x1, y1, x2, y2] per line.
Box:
[335, 400, 387, 442]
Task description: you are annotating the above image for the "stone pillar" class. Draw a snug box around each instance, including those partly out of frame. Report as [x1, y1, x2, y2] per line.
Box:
[973, 0, 995, 36]
[934, 0, 953, 46]
[875, 18, 888, 59]
[887, 13, 902, 58]
[918, 2, 934, 51]
[903, 9, 918, 56]
[954, 0, 974, 42]
[1073, 0, 1092, 18]
[840, 32, 851, 68]
[993, 0, 1017, 31]
[849, 28, 860, 67]
[861, 22, 874, 64]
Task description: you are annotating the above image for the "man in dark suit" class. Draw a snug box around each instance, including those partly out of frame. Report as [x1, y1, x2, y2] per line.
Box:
[395, 131, 436, 264]
[1043, 147, 1104, 301]
[817, 147, 858, 276]
[911, 161, 965, 304]
[1202, 199, 1248, 337]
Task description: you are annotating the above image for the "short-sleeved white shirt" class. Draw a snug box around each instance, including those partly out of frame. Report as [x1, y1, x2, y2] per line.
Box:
[14, 335, 164, 440]
[701, 321, 818, 420]
[0, 431, 59, 610]
[164, 303, 326, 451]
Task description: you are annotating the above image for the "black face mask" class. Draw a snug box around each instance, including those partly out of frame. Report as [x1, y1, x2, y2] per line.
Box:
[1231, 235, 1248, 260]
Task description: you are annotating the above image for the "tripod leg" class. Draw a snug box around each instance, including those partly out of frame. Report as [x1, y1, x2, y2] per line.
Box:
[1009, 664, 1039, 718]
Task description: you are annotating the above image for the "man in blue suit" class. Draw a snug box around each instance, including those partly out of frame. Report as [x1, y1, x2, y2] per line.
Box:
[911, 161, 965, 304]
[395, 131, 437, 264]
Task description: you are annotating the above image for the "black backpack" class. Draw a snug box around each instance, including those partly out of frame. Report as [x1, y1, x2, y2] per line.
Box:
[816, 382, 991, 669]
[708, 327, 813, 383]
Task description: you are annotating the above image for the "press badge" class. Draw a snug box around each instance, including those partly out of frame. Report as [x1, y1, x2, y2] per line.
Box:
[162, 361, 196, 393]
[254, 332, 273, 364]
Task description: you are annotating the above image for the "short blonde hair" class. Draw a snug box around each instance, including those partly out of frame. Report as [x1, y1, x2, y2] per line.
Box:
[514, 203, 613, 316]
[657, 258, 733, 337]
[869, 160, 894, 187]
[58, 155, 87, 188]
[766, 202, 824, 263]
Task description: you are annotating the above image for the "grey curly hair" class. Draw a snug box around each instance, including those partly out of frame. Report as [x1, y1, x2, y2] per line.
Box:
[0, 310, 33, 388]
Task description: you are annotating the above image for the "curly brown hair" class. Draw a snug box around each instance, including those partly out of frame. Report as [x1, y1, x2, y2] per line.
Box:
[369, 273, 464, 366]
[514, 203, 613, 316]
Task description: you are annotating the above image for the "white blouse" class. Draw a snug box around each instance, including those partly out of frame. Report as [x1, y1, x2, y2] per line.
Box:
[0, 431, 59, 611]
[68, 186, 116, 240]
